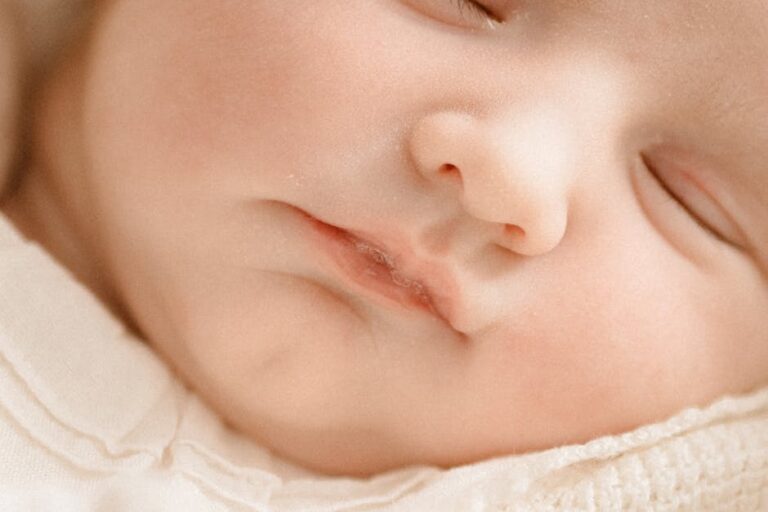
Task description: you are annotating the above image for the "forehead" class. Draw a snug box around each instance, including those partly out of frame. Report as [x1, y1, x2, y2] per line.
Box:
[540, 1, 768, 117]
[569, 2, 768, 166]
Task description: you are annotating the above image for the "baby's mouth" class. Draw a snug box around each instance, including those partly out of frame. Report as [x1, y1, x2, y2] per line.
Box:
[300, 210, 451, 323]
[344, 233, 433, 305]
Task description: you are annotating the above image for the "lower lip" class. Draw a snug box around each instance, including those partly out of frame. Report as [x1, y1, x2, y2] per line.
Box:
[301, 212, 439, 316]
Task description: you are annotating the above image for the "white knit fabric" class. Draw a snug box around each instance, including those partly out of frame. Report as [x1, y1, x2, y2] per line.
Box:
[0, 2, 767, 510]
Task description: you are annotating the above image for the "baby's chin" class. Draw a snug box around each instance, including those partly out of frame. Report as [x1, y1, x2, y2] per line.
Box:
[216, 410, 463, 477]
[238, 419, 427, 477]
[220, 411, 599, 477]
[189, 379, 618, 478]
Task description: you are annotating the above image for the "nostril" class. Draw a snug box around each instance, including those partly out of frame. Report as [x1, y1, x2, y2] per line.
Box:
[503, 224, 525, 238]
[438, 163, 462, 182]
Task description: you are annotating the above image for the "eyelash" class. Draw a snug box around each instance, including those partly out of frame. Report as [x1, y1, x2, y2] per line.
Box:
[450, 0, 502, 24]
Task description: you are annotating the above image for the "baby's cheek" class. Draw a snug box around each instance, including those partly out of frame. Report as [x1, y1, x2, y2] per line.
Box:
[172, 271, 375, 433]
[689, 255, 768, 393]
[82, 1, 284, 191]
[114, 1, 422, 207]
[467, 230, 720, 441]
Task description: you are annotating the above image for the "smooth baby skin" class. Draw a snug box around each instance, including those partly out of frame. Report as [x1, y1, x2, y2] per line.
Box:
[2, 0, 768, 476]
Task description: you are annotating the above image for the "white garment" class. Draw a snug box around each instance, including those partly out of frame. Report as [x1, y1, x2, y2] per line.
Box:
[0, 210, 767, 512]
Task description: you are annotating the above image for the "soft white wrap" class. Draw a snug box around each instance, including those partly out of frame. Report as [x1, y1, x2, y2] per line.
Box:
[0, 1, 767, 510]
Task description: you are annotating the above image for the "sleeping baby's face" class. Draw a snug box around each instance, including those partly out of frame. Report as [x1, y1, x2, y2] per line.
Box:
[6, 0, 768, 476]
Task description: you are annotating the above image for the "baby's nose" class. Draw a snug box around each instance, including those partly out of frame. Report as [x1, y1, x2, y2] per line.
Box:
[408, 108, 575, 256]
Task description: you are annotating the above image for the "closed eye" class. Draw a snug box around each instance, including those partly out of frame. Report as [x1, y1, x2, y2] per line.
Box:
[641, 152, 745, 249]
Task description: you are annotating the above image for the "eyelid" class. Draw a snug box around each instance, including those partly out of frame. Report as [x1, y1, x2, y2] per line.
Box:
[641, 152, 747, 249]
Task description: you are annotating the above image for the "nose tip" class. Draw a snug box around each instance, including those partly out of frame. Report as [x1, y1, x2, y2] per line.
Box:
[409, 110, 571, 257]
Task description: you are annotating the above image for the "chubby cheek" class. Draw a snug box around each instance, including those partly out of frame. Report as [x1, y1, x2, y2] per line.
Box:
[694, 253, 768, 392]
[87, 0, 412, 204]
[157, 269, 377, 433]
[466, 229, 727, 446]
